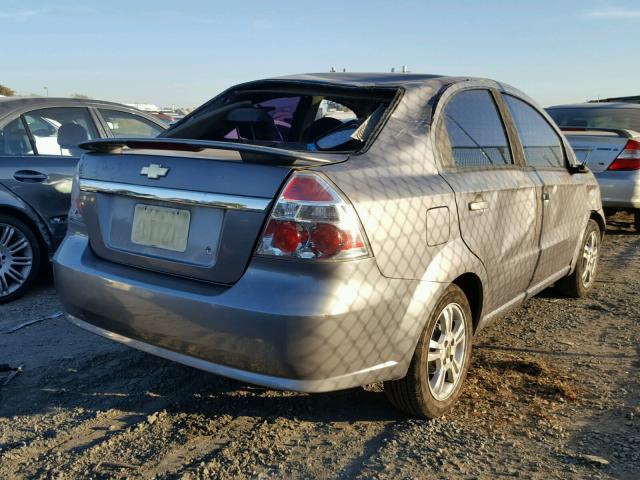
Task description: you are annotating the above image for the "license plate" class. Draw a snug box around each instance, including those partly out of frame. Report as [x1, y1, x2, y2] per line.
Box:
[131, 204, 191, 252]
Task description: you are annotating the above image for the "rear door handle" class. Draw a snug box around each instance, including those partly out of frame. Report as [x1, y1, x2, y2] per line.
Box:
[468, 200, 489, 211]
[13, 170, 48, 183]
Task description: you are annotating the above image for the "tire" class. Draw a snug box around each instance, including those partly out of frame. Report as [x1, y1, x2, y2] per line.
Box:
[0, 214, 42, 304]
[635, 210, 640, 233]
[555, 219, 600, 298]
[384, 284, 473, 419]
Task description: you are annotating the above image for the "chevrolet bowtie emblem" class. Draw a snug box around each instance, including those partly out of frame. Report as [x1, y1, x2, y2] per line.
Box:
[140, 164, 169, 179]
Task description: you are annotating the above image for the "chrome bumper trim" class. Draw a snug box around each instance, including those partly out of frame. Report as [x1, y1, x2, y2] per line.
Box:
[79, 179, 271, 212]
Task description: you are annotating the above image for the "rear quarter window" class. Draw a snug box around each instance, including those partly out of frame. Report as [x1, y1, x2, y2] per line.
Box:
[440, 89, 513, 168]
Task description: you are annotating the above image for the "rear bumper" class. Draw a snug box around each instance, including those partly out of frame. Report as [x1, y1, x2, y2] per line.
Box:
[595, 170, 640, 209]
[54, 233, 440, 392]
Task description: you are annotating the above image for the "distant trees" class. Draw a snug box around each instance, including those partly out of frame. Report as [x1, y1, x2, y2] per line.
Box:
[0, 85, 16, 96]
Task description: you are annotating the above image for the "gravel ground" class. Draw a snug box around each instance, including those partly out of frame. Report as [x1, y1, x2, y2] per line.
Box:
[0, 214, 638, 479]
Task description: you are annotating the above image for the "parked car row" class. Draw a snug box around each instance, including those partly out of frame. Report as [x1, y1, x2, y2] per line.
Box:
[0, 97, 167, 301]
[42, 73, 604, 418]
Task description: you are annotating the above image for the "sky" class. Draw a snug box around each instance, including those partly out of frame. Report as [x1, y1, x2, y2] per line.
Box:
[1, 0, 639, 108]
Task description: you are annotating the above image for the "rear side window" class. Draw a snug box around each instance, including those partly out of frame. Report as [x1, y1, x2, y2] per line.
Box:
[0, 118, 34, 156]
[99, 109, 164, 138]
[443, 89, 513, 168]
[547, 107, 640, 132]
[24, 107, 98, 156]
[504, 95, 564, 168]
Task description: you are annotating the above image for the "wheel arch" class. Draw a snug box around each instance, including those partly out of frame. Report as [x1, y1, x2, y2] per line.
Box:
[452, 272, 484, 332]
[590, 210, 606, 238]
[0, 204, 52, 261]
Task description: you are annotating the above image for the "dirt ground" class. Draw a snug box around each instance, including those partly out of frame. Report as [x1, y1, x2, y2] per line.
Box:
[0, 214, 638, 479]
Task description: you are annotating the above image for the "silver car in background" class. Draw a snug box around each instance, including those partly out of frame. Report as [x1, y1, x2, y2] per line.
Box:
[54, 73, 604, 418]
[547, 102, 640, 231]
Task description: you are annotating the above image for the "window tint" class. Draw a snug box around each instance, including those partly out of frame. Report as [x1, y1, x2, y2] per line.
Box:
[504, 95, 564, 168]
[0, 118, 34, 156]
[443, 90, 512, 168]
[99, 109, 164, 138]
[24, 107, 98, 156]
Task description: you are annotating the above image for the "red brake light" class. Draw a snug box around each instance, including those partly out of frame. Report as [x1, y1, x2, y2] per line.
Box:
[256, 173, 370, 260]
[282, 175, 334, 201]
[311, 224, 342, 256]
[607, 139, 640, 171]
[272, 221, 302, 253]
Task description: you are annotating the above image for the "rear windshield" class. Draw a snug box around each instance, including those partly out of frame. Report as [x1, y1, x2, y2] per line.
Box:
[163, 85, 398, 153]
[547, 107, 640, 133]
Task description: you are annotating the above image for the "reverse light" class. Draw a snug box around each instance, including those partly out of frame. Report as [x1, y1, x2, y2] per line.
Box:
[68, 165, 85, 223]
[607, 139, 640, 171]
[256, 172, 370, 260]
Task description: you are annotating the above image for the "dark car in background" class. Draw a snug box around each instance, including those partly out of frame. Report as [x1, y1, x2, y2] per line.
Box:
[547, 102, 640, 231]
[0, 97, 166, 302]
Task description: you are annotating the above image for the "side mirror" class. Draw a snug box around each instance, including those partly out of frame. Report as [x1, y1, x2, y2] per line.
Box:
[568, 163, 589, 174]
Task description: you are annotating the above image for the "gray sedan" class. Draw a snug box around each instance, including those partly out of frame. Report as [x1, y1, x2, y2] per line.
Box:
[54, 73, 603, 417]
[0, 97, 166, 302]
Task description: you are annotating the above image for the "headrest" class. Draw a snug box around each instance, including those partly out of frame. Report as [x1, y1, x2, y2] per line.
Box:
[226, 107, 274, 124]
[57, 123, 89, 148]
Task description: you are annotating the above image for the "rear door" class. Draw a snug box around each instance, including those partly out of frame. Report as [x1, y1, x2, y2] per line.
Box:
[436, 88, 541, 313]
[0, 107, 100, 242]
[502, 94, 587, 286]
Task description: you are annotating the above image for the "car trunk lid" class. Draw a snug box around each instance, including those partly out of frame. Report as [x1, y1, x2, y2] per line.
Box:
[77, 139, 346, 284]
[561, 128, 633, 173]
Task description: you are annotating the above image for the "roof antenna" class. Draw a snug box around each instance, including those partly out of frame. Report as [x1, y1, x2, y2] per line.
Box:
[330, 66, 336, 73]
[402, 65, 408, 73]
[391, 67, 395, 73]
[342, 68, 346, 72]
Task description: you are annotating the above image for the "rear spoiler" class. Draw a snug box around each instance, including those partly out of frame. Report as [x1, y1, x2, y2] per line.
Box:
[559, 127, 640, 138]
[78, 138, 342, 165]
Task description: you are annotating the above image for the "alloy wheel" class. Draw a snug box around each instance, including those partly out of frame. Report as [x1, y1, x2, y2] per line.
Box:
[581, 230, 599, 288]
[427, 302, 467, 401]
[0, 223, 33, 298]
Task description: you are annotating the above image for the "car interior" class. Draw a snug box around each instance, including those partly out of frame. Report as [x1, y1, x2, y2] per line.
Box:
[162, 84, 399, 153]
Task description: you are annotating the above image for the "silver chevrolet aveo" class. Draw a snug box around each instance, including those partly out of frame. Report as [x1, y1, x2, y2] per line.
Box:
[54, 73, 604, 418]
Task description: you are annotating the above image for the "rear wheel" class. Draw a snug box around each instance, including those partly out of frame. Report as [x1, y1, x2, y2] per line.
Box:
[555, 219, 600, 298]
[0, 215, 41, 304]
[384, 284, 473, 418]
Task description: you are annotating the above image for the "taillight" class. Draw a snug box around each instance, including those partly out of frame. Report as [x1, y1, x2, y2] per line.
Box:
[607, 139, 640, 171]
[68, 164, 85, 223]
[256, 172, 370, 260]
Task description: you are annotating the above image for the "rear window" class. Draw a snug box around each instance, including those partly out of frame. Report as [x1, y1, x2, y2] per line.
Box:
[164, 85, 398, 153]
[547, 107, 640, 133]
[442, 89, 513, 168]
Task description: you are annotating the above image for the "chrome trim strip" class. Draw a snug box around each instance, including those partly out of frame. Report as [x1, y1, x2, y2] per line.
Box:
[66, 314, 398, 393]
[79, 179, 271, 212]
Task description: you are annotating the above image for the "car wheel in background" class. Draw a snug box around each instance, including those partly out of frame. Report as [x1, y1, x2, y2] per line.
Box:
[0, 214, 42, 304]
[555, 219, 601, 298]
[384, 284, 473, 418]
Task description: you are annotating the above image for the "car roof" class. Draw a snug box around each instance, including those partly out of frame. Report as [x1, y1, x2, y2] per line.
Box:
[0, 96, 142, 117]
[547, 102, 640, 110]
[267, 72, 446, 87]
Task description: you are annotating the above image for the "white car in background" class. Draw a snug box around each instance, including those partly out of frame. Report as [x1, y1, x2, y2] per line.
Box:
[547, 102, 640, 231]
